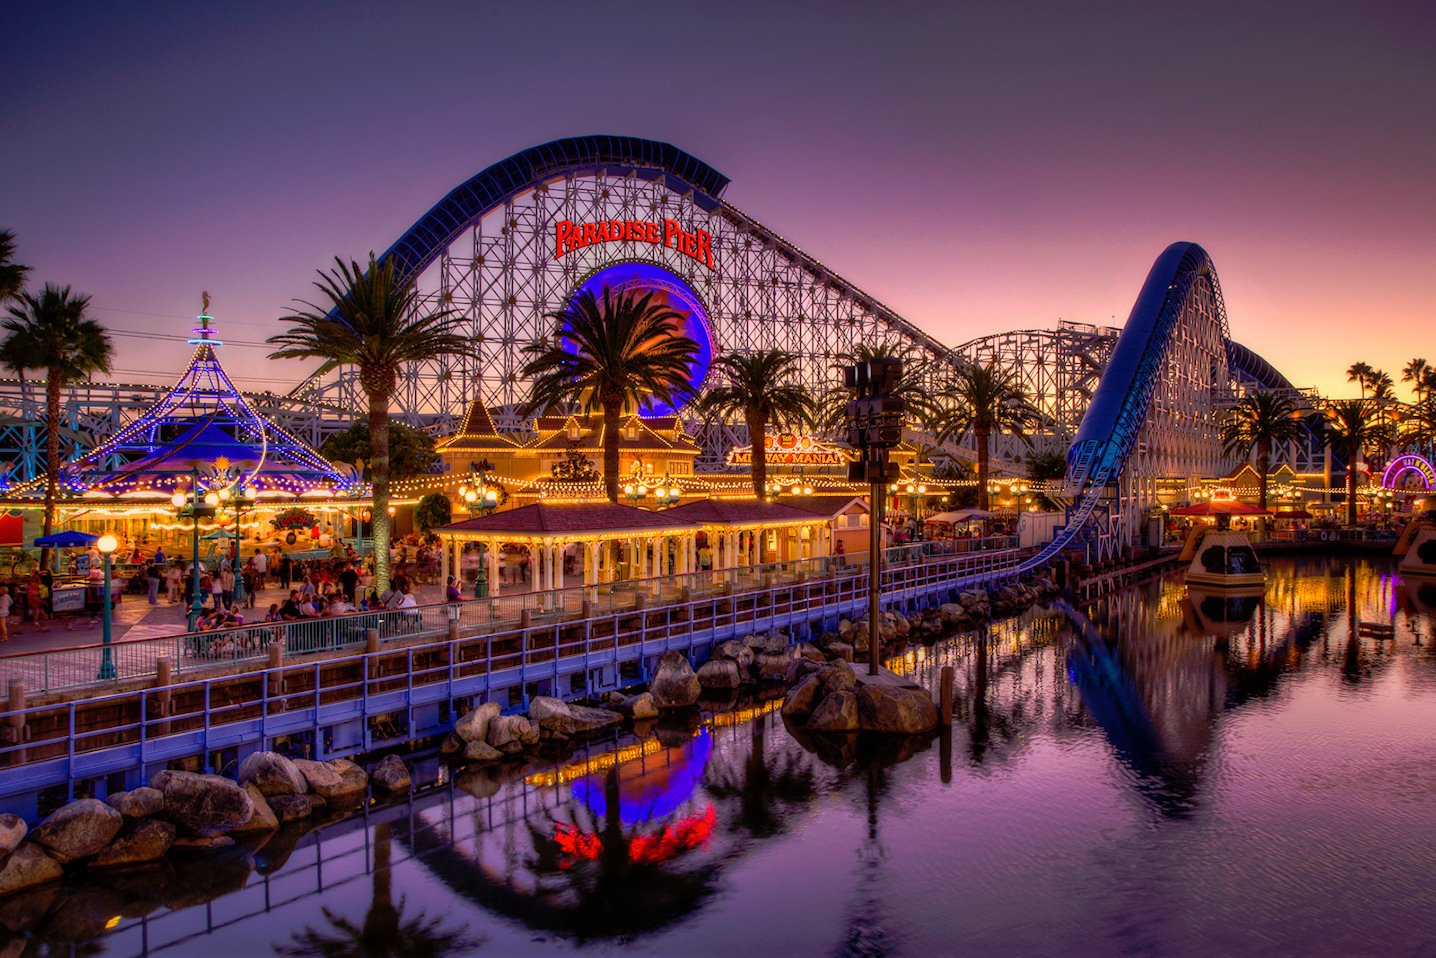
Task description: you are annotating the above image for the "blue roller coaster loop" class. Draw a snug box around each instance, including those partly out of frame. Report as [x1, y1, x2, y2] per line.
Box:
[1018, 242, 1220, 573]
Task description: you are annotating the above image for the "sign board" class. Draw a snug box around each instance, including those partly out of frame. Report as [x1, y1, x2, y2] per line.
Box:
[727, 434, 851, 467]
[51, 586, 86, 614]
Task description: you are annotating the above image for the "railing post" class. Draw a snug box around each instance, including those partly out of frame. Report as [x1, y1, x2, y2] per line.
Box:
[267, 641, 283, 699]
[154, 658, 173, 737]
[4, 681, 25, 762]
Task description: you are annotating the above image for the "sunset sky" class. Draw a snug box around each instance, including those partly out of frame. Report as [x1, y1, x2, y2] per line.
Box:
[3, 0, 1433, 401]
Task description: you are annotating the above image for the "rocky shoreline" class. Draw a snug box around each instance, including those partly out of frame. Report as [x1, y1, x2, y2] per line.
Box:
[0, 572, 1062, 946]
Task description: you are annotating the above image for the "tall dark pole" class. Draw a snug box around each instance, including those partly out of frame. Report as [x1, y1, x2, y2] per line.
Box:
[96, 542, 116, 680]
[869, 481, 883, 675]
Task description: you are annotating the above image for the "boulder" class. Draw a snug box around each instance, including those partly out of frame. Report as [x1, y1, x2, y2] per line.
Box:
[0, 844, 62, 897]
[714, 640, 754, 672]
[372, 755, 411, 792]
[821, 662, 858, 695]
[0, 881, 57, 933]
[528, 696, 576, 735]
[30, 799, 124, 864]
[741, 633, 768, 653]
[616, 692, 658, 720]
[326, 759, 369, 799]
[697, 658, 742, 690]
[856, 684, 939, 734]
[837, 618, 855, 640]
[826, 640, 855, 663]
[230, 784, 279, 834]
[762, 633, 789, 654]
[806, 690, 861, 732]
[456, 769, 501, 800]
[780, 674, 823, 721]
[88, 819, 175, 868]
[291, 758, 346, 798]
[649, 652, 701, 709]
[169, 834, 235, 851]
[150, 770, 254, 836]
[37, 882, 127, 942]
[754, 651, 792, 682]
[439, 732, 465, 756]
[566, 704, 624, 734]
[106, 787, 164, 820]
[236, 751, 308, 797]
[795, 643, 827, 664]
[463, 740, 504, 763]
[0, 815, 26, 862]
[487, 714, 535, 752]
[454, 701, 501, 743]
[267, 794, 313, 823]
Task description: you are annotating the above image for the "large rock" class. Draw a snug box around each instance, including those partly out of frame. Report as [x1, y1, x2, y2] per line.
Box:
[615, 692, 658, 720]
[88, 819, 175, 868]
[267, 794, 313, 822]
[650, 652, 701, 709]
[714, 640, 754, 673]
[291, 758, 345, 798]
[106, 787, 164, 819]
[697, 658, 742, 690]
[150, 770, 254, 836]
[754, 651, 792, 682]
[463, 740, 504, 763]
[806, 690, 861, 732]
[826, 640, 855, 662]
[0, 844, 62, 897]
[567, 704, 624, 734]
[0, 815, 26, 862]
[30, 799, 123, 864]
[780, 674, 823, 722]
[326, 759, 369, 800]
[528, 696, 575, 735]
[487, 714, 535, 752]
[762, 632, 790, 654]
[454, 701, 501, 743]
[236, 751, 307, 797]
[857, 684, 939, 734]
[795, 643, 827, 664]
[372, 755, 411, 792]
[822, 662, 858, 695]
[230, 784, 279, 834]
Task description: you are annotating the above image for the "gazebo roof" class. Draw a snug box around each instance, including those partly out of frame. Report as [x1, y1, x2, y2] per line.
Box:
[435, 502, 697, 541]
[659, 499, 822, 527]
[775, 495, 869, 518]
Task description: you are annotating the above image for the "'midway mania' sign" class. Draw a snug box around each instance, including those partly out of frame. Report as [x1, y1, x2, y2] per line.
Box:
[555, 219, 714, 270]
[727, 434, 851, 467]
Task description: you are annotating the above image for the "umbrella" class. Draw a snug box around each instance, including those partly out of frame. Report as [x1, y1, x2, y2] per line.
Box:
[1169, 501, 1270, 516]
[33, 530, 99, 547]
[200, 528, 238, 540]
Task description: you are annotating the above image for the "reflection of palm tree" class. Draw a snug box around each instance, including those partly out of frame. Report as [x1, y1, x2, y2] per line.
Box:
[277, 821, 480, 957]
[704, 710, 818, 838]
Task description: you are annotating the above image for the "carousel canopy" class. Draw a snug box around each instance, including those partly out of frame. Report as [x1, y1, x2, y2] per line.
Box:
[39, 313, 358, 500]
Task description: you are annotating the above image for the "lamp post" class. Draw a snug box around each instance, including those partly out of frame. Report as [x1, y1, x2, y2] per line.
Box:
[653, 472, 681, 507]
[96, 534, 117, 680]
[172, 469, 218, 633]
[220, 485, 257, 608]
[624, 478, 649, 509]
[459, 475, 500, 597]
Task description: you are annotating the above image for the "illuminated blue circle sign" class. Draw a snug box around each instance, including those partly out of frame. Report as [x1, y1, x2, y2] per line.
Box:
[564, 262, 715, 417]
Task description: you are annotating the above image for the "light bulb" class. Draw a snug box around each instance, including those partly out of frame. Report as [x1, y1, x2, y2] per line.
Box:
[97, 534, 118, 554]
[171, 492, 186, 509]
[204, 492, 220, 508]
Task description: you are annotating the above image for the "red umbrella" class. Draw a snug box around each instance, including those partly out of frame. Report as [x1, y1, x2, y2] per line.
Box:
[1169, 501, 1271, 516]
[1273, 509, 1313, 519]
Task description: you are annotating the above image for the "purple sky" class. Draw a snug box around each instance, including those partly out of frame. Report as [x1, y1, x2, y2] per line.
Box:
[4, 0, 1434, 400]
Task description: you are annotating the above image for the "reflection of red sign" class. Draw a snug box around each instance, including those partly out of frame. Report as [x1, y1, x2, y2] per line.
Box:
[555, 219, 714, 270]
[727, 433, 850, 466]
[553, 805, 717, 865]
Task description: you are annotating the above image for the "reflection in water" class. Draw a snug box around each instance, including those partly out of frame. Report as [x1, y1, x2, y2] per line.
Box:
[60, 557, 1436, 957]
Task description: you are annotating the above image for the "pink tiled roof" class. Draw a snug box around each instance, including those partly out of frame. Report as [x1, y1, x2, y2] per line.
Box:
[437, 502, 696, 535]
[659, 500, 821, 524]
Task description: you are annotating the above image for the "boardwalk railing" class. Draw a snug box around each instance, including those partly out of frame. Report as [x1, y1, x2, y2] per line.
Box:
[0, 535, 1022, 696]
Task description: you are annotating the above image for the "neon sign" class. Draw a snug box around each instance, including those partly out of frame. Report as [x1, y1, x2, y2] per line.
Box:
[1381, 454, 1435, 490]
[727, 433, 851, 467]
[555, 219, 714, 271]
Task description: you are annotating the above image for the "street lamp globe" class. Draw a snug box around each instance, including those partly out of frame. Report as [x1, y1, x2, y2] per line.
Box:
[97, 534, 118, 555]
[171, 492, 186, 509]
[204, 491, 220, 508]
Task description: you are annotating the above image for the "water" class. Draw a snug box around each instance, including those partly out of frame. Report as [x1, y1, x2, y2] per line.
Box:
[23, 556, 1436, 957]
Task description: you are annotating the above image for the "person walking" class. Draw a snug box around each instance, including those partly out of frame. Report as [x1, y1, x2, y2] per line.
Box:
[278, 554, 292, 590]
[166, 562, 182, 603]
[146, 561, 161, 604]
[0, 585, 12, 642]
[220, 566, 235, 611]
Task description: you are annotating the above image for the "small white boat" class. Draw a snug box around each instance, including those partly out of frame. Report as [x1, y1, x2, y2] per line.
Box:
[1395, 519, 1436, 579]
[1179, 527, 1265, 591]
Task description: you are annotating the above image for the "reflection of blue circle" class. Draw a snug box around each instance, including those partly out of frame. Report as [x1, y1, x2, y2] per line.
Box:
[570, 728, 712, 826]
[564, 262, 714, 417]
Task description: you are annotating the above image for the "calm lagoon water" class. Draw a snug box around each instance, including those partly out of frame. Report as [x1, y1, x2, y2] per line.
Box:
[55, 556, 1436, 956]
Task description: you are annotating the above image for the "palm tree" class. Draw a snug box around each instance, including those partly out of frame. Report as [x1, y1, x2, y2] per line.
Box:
[0, 231, 29, 305]
[823, 343, 940, 434]
[1325, 399, 1394, 525]
[1, 285, 113, 563]
[1402, 358, 1429, 402]
[1024, 449, 1066, 511]
[935, 362, 1041, 511]
[1219, 392, 1307, 510]
[521, 285, 699, 502]
[1346, 361, 1374, 399]
[698, 350, 815, 498]
[268, 254, 476, 591]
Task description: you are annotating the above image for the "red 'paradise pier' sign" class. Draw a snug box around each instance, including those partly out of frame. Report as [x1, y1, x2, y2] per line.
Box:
[555, 219, 714, 271]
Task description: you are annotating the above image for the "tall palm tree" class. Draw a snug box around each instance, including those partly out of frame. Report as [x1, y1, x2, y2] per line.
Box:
[1219, 391, 1307, 510]
[1402, 358, 1429, 403]
[935, 362, 1041, 511]
[823, 343, 940, 434]
[521, 285, 699, 502]
[1, 285, 113, 563]
[0, 231, 29, 305]
[268, 254, 476, 591]
[1325, 399, 1394, 525]
[1346, 361, 1374, 399]
[698, 350, 815, 498]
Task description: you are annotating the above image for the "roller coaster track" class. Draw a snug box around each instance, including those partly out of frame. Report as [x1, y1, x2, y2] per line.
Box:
[1018, 242, 1223, 572]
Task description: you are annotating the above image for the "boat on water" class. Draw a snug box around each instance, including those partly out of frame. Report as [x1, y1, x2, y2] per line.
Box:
[1394, 517, 1436, 579]
[1178, 526, 1265, 591]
